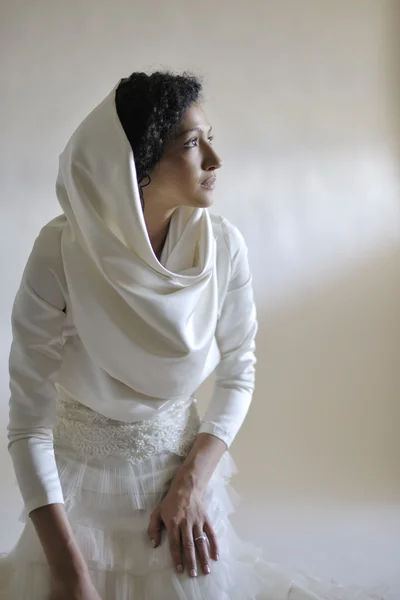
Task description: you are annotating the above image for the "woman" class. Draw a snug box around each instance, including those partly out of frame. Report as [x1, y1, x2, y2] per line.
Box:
[0, 71, 387, 599]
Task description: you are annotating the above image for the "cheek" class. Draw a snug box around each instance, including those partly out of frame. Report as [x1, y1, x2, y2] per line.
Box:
[151, 153, 201, 196]
[182, 154, 202, 180]
[169, 156, 200, 191]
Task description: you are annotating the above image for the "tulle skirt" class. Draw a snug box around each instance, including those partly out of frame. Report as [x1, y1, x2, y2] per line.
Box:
[0, 394, 388, 599]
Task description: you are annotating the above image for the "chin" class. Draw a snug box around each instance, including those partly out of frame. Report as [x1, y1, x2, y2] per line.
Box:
[180, 189, 215, 209]
[193, 190, 215, 208]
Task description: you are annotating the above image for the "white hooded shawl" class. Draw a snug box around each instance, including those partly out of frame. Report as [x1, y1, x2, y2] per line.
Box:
[56, 84, 219, 403]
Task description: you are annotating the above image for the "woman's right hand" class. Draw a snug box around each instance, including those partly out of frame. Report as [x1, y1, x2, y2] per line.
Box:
[50, 575, 102, 600]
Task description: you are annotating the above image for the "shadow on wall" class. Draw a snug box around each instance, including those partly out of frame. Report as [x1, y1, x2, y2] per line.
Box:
[198, 242, 400, 505]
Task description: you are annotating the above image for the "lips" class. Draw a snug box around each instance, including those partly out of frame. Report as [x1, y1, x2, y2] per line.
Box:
[201, 176, 217, 189]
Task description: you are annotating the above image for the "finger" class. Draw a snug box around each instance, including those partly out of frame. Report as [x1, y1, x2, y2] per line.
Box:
[147, 508, 163, 548]
[167, 519, 183, 573]
[181, 522, 197, 577]
[193, 525, 210, 575]
[203, 520, 219, 561]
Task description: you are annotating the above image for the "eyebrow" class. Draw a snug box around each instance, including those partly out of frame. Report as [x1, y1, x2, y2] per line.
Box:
[176, 125, 213, 138]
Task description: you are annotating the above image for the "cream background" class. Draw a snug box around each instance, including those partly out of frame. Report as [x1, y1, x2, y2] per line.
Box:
[0, 0, 399, 597]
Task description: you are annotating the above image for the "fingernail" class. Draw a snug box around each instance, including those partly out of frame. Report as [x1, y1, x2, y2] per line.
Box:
[151, 539, 156, 548]
[204, 565, 210, 574]
[215, 553, 219, 560]
[190, 569, 197, 577]
[176, 564, 183, 573]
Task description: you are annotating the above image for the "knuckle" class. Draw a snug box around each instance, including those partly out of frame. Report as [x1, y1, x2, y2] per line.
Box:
[169, 541, 180, 552]
[206, 527, 216, 541]
[183, 540, 195, 550]
[204, 521, 214, 534]
[198, 542, 208, 555]
[199, 552, 208, 565]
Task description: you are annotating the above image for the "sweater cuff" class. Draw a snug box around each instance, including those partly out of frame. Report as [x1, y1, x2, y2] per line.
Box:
[198, 421, 231, 449]
[25, 490, 65, 516]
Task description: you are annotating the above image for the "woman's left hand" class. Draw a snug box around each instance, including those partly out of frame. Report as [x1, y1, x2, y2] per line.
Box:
[147, 478, 219, 578]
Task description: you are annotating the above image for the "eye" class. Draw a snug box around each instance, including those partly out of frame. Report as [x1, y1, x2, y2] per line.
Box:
[184, 137, 198, 148]
[184, 135, 215, 149]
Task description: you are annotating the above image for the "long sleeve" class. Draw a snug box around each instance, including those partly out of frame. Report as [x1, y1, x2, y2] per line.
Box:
[198, 221, 258, 448]
[7, 226, 66, 514]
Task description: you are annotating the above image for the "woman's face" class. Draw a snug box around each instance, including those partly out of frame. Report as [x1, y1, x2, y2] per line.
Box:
[142, 104, 223, 210]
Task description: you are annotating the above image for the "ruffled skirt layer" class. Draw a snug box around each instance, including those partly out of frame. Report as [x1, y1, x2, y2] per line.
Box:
[0, 396, 388, 599]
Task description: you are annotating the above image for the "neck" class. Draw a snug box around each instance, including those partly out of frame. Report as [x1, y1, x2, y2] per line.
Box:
[143, 204, 175, 260]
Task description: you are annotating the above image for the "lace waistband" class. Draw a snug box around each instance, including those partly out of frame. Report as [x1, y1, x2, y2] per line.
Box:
[53, 395, 201, 464]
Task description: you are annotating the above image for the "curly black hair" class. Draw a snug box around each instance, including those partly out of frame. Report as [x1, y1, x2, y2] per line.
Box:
[115, 70, 203, 203]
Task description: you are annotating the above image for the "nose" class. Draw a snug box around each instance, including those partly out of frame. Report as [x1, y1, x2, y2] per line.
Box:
[204, 145, 223, 172]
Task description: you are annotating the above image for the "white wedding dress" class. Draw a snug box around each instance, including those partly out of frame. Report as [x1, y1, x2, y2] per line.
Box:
[0, 392, 388, 600]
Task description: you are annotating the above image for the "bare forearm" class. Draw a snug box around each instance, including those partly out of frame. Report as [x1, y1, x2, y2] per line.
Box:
[30, 503, 88, 583]
[172, 432, 227, 492]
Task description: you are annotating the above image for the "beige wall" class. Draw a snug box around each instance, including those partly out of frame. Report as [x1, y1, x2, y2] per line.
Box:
[1, 0, 399, 595]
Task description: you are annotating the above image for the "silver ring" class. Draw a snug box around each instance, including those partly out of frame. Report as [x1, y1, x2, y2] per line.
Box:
[194, 534, 206, 542]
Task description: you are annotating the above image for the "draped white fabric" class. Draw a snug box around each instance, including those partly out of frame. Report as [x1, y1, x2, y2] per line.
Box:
[6, 83, 258, 517]
[57, 84, 219, 402]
